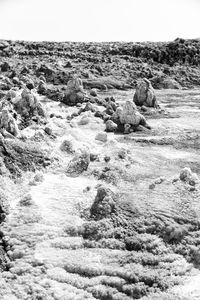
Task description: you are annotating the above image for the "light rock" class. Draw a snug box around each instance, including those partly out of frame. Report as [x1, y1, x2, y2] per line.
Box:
[95, 132, 108, 142]
[105, 120, 117, 132]
[119, 100, 147, 126]
[77, 116, 90, 126]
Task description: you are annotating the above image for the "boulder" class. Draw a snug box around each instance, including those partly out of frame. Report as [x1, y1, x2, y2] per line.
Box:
[119, 100, 149, 128]
[0, 108, 19, 137]
[105, 120, 117, 132]
[133, 78, 158, 108]
[62, 77, 86, 106]
[14, 88, 46, 121]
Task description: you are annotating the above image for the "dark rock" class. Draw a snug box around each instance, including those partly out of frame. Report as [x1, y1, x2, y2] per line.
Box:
[90, 186, 116, 220]
[1, 62, 10, 72]
[62, 77, 86, 106]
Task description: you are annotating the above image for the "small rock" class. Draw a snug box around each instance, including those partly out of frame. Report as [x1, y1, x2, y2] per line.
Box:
[44, 126, 53, 135]
[95, 132, 108, 143]
[90, 153, 99, 161]
[154, 176, 165, 184]
[149, 183, 155, 190]
[26, 80, 35, 90]
[90, 186, 116, 220]
[66, 151, 90, 176]
[104, 156, 111, 163]
[180, 167, 199, 186]
[19, 194, 34, 206]
[60, 139, 75, 154]
[118, 149, 127, 159]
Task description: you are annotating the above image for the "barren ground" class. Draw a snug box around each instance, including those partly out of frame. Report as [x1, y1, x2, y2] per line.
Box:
[0, 87, 200, 299]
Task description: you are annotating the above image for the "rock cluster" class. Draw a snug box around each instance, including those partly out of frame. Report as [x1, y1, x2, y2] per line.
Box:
[104, 100, 151, 134]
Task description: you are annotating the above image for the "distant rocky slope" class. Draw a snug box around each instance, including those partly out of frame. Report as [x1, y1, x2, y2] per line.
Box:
[0, 37, 200, 91]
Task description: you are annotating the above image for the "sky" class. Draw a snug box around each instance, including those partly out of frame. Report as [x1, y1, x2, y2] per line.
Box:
[0, 0, 200, 42]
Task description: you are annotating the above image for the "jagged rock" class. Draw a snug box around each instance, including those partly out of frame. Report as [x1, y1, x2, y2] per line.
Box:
[66, 151, 90, 176]
[133, 78, 158, 107]
[95, 132, 108, 142]
[0, 108, 19, 138]
[62, 77, 86, 106]
[90, 186, 116, 220]
[105, 120, 117, 132]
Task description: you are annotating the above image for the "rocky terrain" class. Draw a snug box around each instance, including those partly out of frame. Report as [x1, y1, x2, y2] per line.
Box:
[0, 38, 200, 299]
